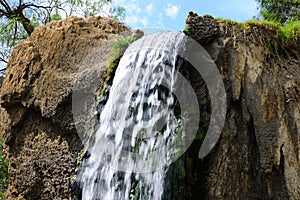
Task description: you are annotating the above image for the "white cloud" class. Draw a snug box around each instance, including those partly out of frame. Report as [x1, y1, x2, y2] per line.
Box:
[114, 0, 126, 4]
[125, 16, 139, 24]
[140, 18, 148, 26]
[165, 3, 180, 19]
[146, 4, 153, 13]
[125, 3, 141, 13]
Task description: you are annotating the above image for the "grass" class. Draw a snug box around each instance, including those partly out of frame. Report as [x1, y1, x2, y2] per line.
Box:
[280, 21, 300, 41]
[243, 19, 280, 29]
[215, 18, 239, 26]
[215, 17, 299, 45]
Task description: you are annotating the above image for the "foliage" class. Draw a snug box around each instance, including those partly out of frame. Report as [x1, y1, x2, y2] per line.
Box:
[183, 28, 192, 37]
[0, 136, 8, 200]
[110, 36, 136, 58]
[279, 20, 300, 40]
[0, 0, 125, 71]
[243, 19, 281, 29]
[244, 19, 300, 42]
[215, 18, 239, 25]
[256, 0, 300, 24]
[216, 17, 300, 43]
[100, 36, 137, 96]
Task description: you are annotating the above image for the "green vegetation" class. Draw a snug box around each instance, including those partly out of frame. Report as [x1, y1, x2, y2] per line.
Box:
[280, 20, 300, 40]
[183, 28, 192, 37]
[0, 136, 8, 200]
[0, 0, 125, 72]
[110, 36, 136, 58]
[215, 18, 300, 44]
[256, 0, 300, 24]
[242, 19, 280, 29]
[215, 18, 238, 25]
[100, 36, 137, 95]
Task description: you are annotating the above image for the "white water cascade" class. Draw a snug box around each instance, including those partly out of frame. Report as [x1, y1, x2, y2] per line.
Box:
[78, 31, 192, 200]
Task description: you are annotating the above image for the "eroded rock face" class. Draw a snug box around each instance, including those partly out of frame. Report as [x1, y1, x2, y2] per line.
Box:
[0, 16, 132, 199]
[0, 76, 3, 88]
[1, 12, 299, 200]
[185, 12, 220, 45]
[184, 12, 300, 200]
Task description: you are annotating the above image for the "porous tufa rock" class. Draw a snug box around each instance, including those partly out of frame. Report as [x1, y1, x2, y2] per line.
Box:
[0, 16, 133, 200]
[185, 12, 220, 44]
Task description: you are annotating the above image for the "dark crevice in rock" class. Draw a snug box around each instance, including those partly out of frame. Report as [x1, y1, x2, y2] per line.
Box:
[246, 111, 266, 199]
[279, 144, 285, 174]
[162, 55, 211, 200]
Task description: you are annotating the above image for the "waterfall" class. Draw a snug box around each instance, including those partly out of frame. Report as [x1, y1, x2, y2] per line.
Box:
[78, 31, 194, 200]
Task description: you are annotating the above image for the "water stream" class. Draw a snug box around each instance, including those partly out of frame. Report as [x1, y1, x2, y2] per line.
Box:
[78, 31, 190, 200]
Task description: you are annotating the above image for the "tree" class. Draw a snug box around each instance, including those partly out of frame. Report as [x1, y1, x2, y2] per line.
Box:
[256, 0, 300, 24]
[0, 0, 125, 74]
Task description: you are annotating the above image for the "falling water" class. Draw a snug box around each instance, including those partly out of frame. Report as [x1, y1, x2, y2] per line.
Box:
[79, 31, 189, 200]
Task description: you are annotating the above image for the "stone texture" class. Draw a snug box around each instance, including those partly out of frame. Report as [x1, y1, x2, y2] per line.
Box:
[0, 11, 299, 200]
[0, 16, 133, 199]
[0, 76, 3, 88]
[184, 12, 300, 200]
[185, 12, 220, 45]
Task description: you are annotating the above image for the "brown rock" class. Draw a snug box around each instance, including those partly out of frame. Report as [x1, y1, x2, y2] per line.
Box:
[185, 12, 220, 45]
[181, 12, 300, 200]
[0, 16, 133, 199]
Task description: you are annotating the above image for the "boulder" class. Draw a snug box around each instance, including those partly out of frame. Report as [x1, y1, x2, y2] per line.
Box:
[0, 16, 132, 199]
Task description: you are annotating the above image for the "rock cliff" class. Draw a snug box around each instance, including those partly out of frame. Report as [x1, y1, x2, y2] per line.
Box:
[0, 16, 132, 199]
[0, 12, 299, 200]
[183, 12, 300, 200]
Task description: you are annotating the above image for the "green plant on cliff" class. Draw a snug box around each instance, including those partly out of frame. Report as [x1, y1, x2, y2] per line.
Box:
[110, 36, 136, 58]
[256, 0, 299, 24]
[279, 20, 300, 40]
[183, 28, 192, 37]
[100, 36, 136, 95]
[216, 17, 300, 45]
[0, 0, 125, 74]
[0, 136, 8, 200]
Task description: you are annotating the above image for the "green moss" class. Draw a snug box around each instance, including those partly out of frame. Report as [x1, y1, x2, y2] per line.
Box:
[215, 18, 239, 25]
[100, 36, 137, 96]
[244, 19, 280, 29]
[194, 132, 205, 140]
[183, 28, 192, 37]
[100, 56, 122, 96]
[110, 36, 136, 59]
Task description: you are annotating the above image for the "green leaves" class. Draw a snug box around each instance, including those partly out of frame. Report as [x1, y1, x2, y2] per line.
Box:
[50, 13, 62, 21]
[279, 20, 300, 41]
[183, 28, 192, 37]
[0, 0, 126, 69]
[111, 36, 136, 58]
[256, 0, 300, 24]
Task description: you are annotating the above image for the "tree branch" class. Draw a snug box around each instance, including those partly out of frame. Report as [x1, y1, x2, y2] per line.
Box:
[0, 68, 6, 73]
[20, 3, 51, 11]
[0, 58, 7, 64]
[0, 0, 11, 12]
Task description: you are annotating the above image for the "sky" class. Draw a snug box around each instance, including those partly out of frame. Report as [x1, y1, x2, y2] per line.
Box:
[113, 0, 259, 31]
[0, 0, 260, 72]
